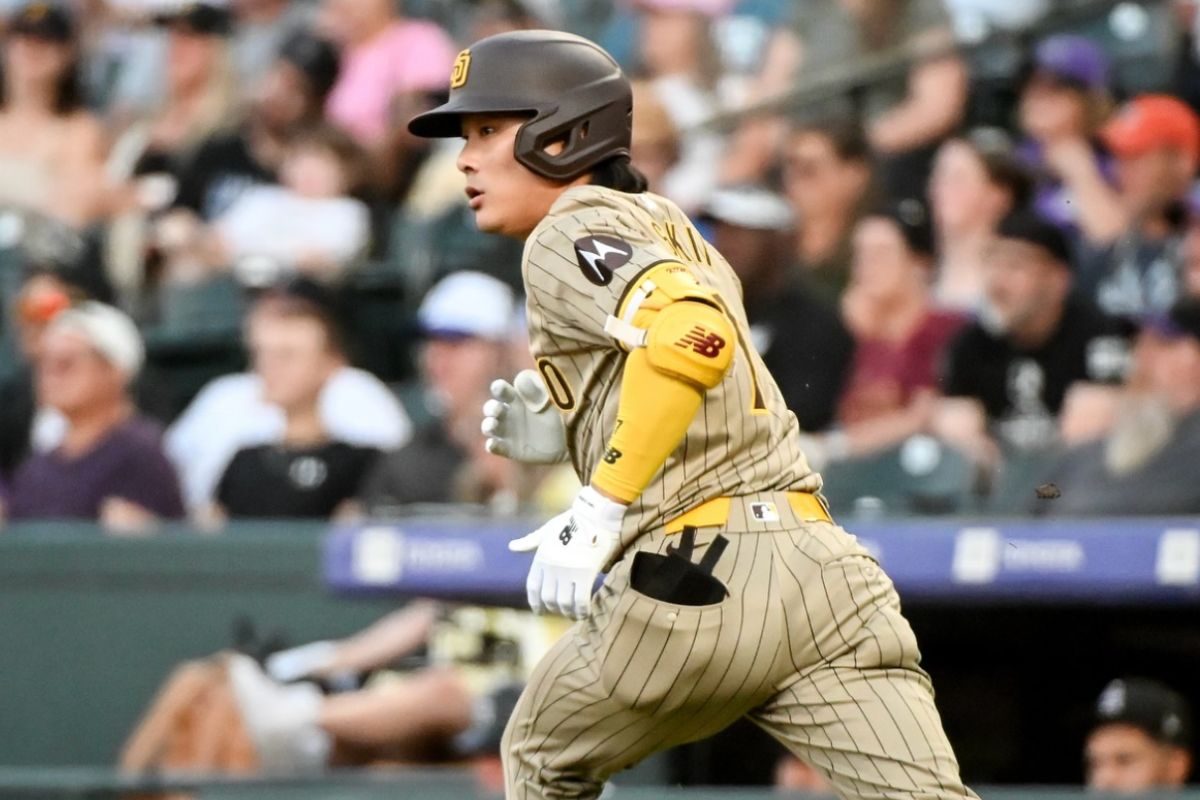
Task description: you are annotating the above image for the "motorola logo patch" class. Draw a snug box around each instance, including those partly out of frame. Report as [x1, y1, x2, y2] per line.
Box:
[573, 235, 633, 286]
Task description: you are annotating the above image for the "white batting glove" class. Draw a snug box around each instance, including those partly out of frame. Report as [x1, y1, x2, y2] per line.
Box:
[481, 370, 568, 464]
[508, 487, 625, 619]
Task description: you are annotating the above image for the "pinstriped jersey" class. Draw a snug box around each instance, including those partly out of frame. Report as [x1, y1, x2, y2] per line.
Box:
[522, 185, 820, 548]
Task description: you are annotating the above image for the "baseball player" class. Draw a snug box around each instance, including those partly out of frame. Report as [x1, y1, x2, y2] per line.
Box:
[409, 30, 976, 800]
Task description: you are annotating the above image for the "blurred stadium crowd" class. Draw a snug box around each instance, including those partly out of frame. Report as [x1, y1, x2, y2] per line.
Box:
[3, 0, 1200, 529]
[0, 0, 1196, 793]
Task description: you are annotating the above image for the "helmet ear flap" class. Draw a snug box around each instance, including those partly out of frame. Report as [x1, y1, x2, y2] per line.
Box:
[516, 112, 592, 181]
[515, 100, 632, 181]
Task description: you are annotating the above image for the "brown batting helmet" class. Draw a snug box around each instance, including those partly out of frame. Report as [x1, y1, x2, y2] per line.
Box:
[407, 30, 632, 181]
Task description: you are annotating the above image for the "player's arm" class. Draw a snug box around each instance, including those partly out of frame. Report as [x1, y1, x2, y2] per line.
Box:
[509, 263, 735, 618]
[591, 263, 735, 504]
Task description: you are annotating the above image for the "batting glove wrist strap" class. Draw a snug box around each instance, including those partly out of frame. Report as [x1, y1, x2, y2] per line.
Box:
[508, 487, 624, 619]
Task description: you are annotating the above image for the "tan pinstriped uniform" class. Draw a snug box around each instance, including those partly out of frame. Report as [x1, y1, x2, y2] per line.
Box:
[505, 186, 975, 800]
[523, 185, 820, 555]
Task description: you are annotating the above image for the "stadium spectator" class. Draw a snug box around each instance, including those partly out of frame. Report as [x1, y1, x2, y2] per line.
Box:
[118, 3, 240, 179]
[0, 268, 175, 480]
[1071, 95, 1200, 318]
[703, 186, 853, 434]
[126, 600, 565, 779]
[928, 128, 1033, 312]
[0, 2, 107, 229]
[825, 198, 965, 462]
[936, 211, 1131, 461]
[628, 80, 681, 196]
[3, 302, 184, 529]
[165, 285, 409, 514]
[319, 0, 456, 149]
[206, 124, 371, 284]
[1033, 299, 1200, 516]
[170, 31, 342, 222]
[205, 286, 382, 521]
[358, 272, 527, 514]
[722, 0, 966, 196]
[230, 0, 315, 86]
[626, 0, 730, 213]
[1015, 33, 1115, 238]
[782, 117, 874, 300]
[1084, 678, 1192, 792]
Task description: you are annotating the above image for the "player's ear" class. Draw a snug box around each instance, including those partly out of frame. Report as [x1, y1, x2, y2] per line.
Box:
[542, 134, 570, 158]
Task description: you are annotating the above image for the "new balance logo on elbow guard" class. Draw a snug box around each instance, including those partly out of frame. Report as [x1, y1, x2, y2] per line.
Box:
[677, 328, 726, 358]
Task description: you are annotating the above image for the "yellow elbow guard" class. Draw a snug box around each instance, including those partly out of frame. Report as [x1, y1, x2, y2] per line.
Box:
[644, 300, 734, 389]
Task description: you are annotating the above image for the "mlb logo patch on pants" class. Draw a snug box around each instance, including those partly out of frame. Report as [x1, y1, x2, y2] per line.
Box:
[750, 502, 779, 522]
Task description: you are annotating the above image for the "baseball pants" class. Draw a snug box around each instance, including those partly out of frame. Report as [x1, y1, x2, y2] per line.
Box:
[501, 491, 977, 800]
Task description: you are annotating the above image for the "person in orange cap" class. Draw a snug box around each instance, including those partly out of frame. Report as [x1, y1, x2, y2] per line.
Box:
[1071, 94, 1200, 320]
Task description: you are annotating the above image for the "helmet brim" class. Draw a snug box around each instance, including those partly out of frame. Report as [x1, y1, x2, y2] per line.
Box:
[408, 97, 541, 138]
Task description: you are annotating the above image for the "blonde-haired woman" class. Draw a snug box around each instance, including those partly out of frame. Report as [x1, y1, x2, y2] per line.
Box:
[112, 3, 240, 178]
[105, 3, 242, 307]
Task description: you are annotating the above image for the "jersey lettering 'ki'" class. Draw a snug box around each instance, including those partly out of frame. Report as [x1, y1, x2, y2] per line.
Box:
[523, 185, 820, 548]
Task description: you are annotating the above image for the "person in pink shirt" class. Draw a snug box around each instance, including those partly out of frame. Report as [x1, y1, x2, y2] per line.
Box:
[320, 0, 456, 147]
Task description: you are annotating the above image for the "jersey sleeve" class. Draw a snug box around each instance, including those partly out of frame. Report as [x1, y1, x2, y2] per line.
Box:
[522, 190, 668, 348]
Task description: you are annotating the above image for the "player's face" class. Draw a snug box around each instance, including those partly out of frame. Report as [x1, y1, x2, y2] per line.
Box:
[458, 114, 578, 239]
[1085, 724, 1189, 792]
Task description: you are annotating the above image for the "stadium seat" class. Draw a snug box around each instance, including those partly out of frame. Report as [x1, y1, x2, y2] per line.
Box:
[820, 436, 980, 517]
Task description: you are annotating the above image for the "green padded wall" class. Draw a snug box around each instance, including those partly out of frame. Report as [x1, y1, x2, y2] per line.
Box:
[0, 523, 398, 767]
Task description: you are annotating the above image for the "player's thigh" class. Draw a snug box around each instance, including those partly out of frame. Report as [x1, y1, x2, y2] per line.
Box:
[502, 597, 731, 798]
[752, 551, 976, 800]
[754, 662, 974, 800]
[504, 537, 777, 794]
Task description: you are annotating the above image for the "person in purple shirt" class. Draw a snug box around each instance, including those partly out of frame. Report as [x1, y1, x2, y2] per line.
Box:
[3, 302, 184, 530]
[1016, 34, 1117, 238]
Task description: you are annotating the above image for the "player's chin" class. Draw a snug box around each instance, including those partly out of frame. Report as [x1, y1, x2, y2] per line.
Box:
[473, 209, 525, 239]
[472, 207, 504, 234]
